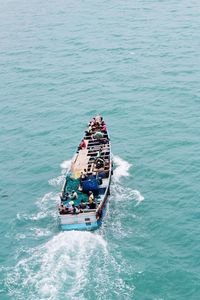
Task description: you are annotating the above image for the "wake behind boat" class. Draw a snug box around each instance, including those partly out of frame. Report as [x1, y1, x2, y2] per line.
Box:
[58, 116, 113, 231]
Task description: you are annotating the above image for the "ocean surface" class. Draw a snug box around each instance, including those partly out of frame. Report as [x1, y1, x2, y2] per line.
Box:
[0, 0, 200, 299]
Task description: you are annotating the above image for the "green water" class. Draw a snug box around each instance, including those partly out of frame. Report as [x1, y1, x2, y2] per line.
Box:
[0, 0, 200, 299]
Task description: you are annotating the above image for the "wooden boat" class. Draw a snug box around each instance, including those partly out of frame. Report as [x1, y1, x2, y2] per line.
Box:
[58, 116, 113, 231]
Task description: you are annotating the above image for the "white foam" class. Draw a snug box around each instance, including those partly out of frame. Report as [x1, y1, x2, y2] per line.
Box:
[16, 233, 26, 240]
[133, 189, 144, 206]
[35, 192, 53, 210]
[111, 156, 144, 206]
[112, 155, 132, 182]
[48, 175, 64, 186]
[50, 193, 61, 202]
[60, 159, 71, 171]
[48, 159, 71, 187]
[16, 229, 51, 240]
[30, 228, 51, 237]
[111, 183, 144, 205]
[9, 156, 141, 299]
[48, 160, 71, 186]
[16, 192, 58, 223]
[6, 232, 108, 300]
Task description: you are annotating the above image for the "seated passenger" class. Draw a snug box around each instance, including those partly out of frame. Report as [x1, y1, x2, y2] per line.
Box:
[72, 204, 79, 214]
[71, 190, 78, 200]
[97, 148, 103, 158]
[87, 119, 96, 133]
[86, 124, 92, 134]
[80, 172, 86, 181]
[101, 123, 107, 132]
[95, 115, 102, 124]
[61, 192, 70, 201]
[100, 137, 109, 144]
[89, 201, 96, 209]
[88, 191, 96, 209]
[78, 200, 86, 210]
[94, 131, 103, 140]
[88, 191, 94, 204]
[95, 157, 105, 169]
[59, 204, 68, 214]
[91, 117, 96, 126]
[78, 139, 86, 150]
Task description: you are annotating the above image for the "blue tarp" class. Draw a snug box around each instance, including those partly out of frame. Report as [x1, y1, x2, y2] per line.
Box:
[81, 178, 99, 194]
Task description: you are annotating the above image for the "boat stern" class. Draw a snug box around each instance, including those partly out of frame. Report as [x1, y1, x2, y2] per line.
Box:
[59, 212, 99, 231]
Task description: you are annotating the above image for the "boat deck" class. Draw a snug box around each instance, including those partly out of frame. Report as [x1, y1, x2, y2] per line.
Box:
[71, 132, 110, 178]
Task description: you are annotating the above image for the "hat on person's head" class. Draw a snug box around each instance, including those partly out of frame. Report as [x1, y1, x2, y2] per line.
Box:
[69, 201, 74, 205]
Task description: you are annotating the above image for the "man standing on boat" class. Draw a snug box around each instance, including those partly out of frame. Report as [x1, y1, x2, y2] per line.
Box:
[88, 191, 96, 209]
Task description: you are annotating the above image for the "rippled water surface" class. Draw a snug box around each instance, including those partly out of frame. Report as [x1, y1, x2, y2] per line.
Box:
[0, 0, 200, 299]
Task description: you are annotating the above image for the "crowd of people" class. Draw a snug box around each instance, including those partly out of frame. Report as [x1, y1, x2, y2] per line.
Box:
[78, 116, 107, 150]
[87, 115, 107, 136]
[61, 190, 78, 201]
[59, 190, 96, 215]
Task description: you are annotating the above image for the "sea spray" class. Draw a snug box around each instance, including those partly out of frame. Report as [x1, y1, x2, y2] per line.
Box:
[112, 155, 144, 205]
[7, 156, 142, 299]
[6, 231, 108, 300]
[112, 155, 132, 182]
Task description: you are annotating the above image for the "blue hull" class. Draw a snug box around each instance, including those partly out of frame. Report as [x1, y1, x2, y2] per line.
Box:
[60, 223, 99, 231]
[60, 202, 108, 231]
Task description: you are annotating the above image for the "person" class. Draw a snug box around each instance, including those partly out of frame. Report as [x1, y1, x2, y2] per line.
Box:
[88, 191, 94, 204]
[97, 146, 103, 158]
[88, 192, 96, 209]
[89, 201, 96, 209]
[94, 131, 103, 140]
[78, 200, 86, 210]
[72, 204, 79, 214]
[59, 204, 68, 214]
[67, 201, 74, 213]
[78, 139, 86, 150]
[71, 190, 78, 200]
[65, 192, 70, 199]
[95, 115, 102, 124]
[80, 172, 86, 181]
[61, 192, 70, 201]
[100, 137, 109, 144]
[95, 157, 105, 169]
[101, 123, 107, 133]
[88, 125, 92, 134]
[87, 118, 96, 133]
[92, 117, 97, 125]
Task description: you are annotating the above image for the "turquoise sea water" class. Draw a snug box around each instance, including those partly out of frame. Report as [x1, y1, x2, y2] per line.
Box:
[0, 0, 200, 299]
